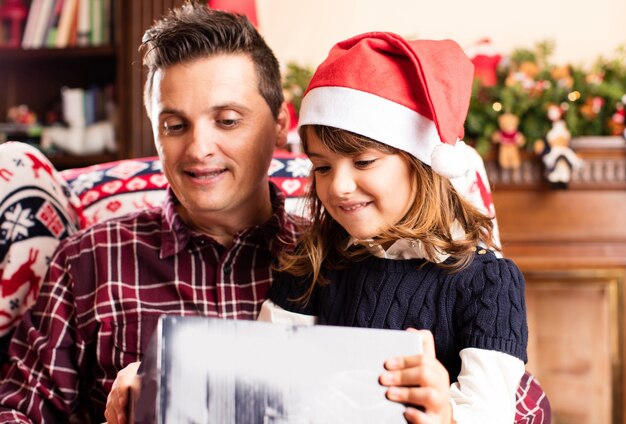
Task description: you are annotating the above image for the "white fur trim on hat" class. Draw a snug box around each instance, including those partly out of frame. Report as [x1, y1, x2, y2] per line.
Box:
[300, 86, 470, 178]
[300, 86, 440, 166]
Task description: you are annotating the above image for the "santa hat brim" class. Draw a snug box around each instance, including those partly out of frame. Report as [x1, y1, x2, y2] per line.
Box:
[299, 86, 441, 166]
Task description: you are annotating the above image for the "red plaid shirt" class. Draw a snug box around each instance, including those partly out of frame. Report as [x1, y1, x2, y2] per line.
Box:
[0, 184, 302, 423]
[515, 371, 551, 423]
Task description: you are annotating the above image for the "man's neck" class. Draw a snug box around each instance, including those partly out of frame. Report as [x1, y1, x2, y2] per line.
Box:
[177, 200, 274, 248]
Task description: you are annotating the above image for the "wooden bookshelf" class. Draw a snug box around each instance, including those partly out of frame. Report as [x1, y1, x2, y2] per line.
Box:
[46, 151, 118, 170]
[0, 45, 114, 59]
[0, 0, 119, 169]
[0, 0, 188, 168]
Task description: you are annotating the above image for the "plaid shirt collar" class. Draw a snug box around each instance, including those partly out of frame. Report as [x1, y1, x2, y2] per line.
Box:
[160, 183, 299, 258]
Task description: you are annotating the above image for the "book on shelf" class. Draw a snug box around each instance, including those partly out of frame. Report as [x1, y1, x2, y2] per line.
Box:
[19, 0, 110, 49]
[83, 86, 97, 125]
[90, 0, 103, 46]
[26, 0, 52, 48]
[102, 0, 112, 46]
[21, 0, 42, 48]
[76, 0, 91, 47]
[44, 0, 65, 47]
[60, 84, 114, 126]
[55, 0, 78, 48]
[68, 1, 80, 46]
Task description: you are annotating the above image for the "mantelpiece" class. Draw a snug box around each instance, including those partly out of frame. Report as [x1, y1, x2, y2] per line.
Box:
[489, 136, 626, 424]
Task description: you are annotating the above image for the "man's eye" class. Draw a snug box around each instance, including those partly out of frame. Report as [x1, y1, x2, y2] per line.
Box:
[162, 119, 186, 135]
[217, 119, 240, 129]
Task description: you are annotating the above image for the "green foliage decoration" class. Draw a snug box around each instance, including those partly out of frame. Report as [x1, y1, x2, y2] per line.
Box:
[282, 42, 626, 157]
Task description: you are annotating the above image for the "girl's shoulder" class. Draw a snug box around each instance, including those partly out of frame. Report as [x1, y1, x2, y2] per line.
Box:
[469, 247, 522, 275]
[454, 248, 526, 293]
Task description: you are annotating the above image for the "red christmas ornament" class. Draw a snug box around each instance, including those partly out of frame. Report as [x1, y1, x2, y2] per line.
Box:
[0, 0, 28, 47]
[286, 101, 298, 131]
[208, 0, 258, 27]
[466, 38, 501, 87]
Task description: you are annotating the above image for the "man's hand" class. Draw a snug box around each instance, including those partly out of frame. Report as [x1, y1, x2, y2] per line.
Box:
[104, 361, 141, 424]
[379, 329, 454, 424]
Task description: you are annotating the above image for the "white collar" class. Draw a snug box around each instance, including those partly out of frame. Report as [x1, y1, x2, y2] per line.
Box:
[347, 221, 466, 263]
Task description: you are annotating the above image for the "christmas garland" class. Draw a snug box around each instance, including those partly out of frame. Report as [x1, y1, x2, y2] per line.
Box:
[466, 40, 626, 155]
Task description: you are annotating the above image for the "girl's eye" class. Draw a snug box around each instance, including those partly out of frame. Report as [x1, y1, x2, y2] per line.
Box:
[354, 159, 376, 168]
[313, 165, 331, 174]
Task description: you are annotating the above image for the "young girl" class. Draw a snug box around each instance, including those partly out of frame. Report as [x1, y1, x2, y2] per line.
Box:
[260, 32, 530, 423]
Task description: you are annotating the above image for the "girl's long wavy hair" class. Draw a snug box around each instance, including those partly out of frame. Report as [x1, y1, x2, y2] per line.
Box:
[278, 125, 499, 302]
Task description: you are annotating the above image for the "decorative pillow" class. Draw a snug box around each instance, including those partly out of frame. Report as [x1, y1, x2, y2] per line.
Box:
[268, 150, 311, 215]
[268, 150, 311, 195]
[60, 157, 168, 228]
[0, 142, 80, 343]
[60, 151, 312, 228]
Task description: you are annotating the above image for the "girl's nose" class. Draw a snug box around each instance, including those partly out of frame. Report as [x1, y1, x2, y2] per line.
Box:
[329, 167, 357, 197]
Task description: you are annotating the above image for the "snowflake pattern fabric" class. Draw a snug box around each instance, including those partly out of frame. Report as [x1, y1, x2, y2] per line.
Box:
[0, 143, 80, 337]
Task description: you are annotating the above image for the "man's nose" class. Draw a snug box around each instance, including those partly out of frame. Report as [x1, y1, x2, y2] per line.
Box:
[188, 121, 218, 158]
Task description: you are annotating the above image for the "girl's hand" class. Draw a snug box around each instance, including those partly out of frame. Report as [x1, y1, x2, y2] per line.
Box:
[379, 329, 454, 424]
[104, 361, 142, 424]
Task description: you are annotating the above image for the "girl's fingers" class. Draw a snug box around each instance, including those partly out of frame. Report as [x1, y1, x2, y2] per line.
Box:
[386, 386, 439, 408]
[404, 406, 439, 424]
[387, 387, 452, 424]
[380, 363, 441, 388]
[384, 353, 424, 371]
[384, 329, 436, 371]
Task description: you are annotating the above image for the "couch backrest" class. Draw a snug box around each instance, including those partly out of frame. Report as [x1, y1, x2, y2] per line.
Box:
[60, 151, 312, 228]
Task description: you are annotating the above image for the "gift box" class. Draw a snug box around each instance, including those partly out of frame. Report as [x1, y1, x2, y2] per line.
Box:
[131, 316, 421, 424]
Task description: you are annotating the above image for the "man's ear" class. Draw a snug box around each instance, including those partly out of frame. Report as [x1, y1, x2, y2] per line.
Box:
[275, 102, 290, 148]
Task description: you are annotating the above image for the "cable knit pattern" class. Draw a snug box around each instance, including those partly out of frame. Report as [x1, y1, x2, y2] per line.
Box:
[269, 250, 528, 381]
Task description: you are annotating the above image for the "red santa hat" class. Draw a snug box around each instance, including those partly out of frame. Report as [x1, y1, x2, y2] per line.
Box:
[299, 32, 475, 178]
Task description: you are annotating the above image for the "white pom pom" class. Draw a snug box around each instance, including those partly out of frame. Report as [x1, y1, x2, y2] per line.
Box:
[430, 141, 470, 179]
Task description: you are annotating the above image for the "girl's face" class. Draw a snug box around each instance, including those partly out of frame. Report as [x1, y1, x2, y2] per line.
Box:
[307, 131, 416, 240]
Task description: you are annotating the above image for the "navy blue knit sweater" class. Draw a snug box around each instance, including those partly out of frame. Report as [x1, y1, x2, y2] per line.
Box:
[269, 249, 528, 382]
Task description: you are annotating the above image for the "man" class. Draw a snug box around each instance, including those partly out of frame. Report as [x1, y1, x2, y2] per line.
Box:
[0, 2, 300, 422]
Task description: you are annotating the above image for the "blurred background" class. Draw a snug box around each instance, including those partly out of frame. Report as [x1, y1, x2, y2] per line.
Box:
[0, 1, 625, 423]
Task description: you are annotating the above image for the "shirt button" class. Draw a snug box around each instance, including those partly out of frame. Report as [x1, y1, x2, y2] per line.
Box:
[223, 264, 232, 274]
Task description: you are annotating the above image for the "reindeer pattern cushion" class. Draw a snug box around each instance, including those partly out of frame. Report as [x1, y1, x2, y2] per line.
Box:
[0, 143, 81, 341]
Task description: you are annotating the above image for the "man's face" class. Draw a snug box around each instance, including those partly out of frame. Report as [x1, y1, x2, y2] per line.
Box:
[149, 54, 288, 229]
